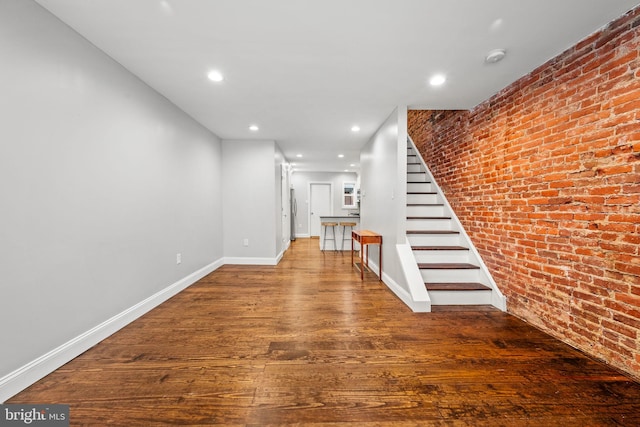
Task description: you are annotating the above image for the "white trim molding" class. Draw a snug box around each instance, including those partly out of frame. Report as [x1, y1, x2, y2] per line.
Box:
[223, 257, 280, 266]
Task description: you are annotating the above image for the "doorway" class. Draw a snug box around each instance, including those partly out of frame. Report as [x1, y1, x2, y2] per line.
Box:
[309, 183, 332, 237]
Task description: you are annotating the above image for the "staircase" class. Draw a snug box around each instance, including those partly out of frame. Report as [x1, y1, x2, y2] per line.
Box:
[406, 140, 503, 307]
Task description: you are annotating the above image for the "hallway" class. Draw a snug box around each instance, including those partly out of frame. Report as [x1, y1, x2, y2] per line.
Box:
[9, 239, 640, 425]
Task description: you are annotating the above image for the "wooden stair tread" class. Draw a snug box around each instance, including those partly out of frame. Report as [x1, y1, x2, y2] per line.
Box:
[430, 305, 495, 311]
[425, 282, 491, 291]
[407, 216, 451, 219]
[411, 245, 468, 251]
[407, 230, 459, 234]
[418, 263, 480, 269]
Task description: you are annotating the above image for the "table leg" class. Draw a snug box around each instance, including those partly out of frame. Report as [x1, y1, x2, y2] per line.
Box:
[360, 243, 364, 280]
[365, 244, 369, 270]
[379, 244, 382, 281]
[351, 235, 354, 267]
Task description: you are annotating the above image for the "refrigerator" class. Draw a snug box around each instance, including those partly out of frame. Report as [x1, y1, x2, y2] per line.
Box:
[290, 188, 297, 241]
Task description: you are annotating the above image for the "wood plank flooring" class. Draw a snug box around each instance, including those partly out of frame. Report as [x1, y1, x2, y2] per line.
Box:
[8, 238, 640, 426]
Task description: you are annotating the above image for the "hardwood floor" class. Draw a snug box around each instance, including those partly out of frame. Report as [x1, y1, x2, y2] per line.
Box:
[8, 238, 640, 426]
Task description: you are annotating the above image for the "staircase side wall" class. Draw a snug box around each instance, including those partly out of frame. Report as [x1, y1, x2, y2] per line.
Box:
[360, 106, 410, 294]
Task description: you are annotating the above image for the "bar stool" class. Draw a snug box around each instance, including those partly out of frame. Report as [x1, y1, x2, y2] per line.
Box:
[339, 221, 357, 250]
[321, 222, 338, 251]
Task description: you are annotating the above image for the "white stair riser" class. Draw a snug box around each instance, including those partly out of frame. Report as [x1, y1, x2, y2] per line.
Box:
[407, 205, 445, 217]
[406, 218, 452, 230]
[407, 193, 440, 204]
[407, 182, 433, 192]
[407, 205, 447, 217]
[407, 163, 423, 173]
[413, 250, 472, 263]
[407, 173, 429, 183]
[420, 268, 482, 283]
[407, 233, 462, 246]
[428, 290, 493, 305]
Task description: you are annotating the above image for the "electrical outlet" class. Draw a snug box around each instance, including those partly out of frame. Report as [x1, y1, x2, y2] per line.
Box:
[176, 253, 182, 264]
[243, 238, 249, 247]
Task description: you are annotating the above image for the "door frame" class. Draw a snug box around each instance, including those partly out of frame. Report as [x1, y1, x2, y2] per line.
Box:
[308, 182, 333, 237]
[280, 164, 290, 246]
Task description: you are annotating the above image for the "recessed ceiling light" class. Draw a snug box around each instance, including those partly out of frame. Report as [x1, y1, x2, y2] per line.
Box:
[351, 125, 360, 132]
[350, 163, 356, 167]
[207, 70, 224, 82]
[429, 74, 446, 86]
[296, 154, 303, 158]
[344, 169, 349, 172]
[249, 125, 259, 131]
[485, 49, 506, 64]
[338, 154, 344, 158]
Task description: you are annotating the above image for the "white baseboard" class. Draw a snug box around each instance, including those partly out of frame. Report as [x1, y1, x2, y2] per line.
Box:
[223, 256, 280, 265]
[0, 258, 223, 403]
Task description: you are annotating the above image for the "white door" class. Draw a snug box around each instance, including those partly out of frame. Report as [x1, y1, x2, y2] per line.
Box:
[309, 183, 331, 237]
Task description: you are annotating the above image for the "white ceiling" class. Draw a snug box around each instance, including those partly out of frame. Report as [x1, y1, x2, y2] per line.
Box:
[35, 0, 639, 172]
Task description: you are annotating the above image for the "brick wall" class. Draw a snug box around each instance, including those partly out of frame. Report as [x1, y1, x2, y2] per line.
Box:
[408, 7, 640, 379]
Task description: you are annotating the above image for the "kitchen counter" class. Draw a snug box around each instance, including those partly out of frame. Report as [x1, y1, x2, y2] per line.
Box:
[319, 215, 360, 251]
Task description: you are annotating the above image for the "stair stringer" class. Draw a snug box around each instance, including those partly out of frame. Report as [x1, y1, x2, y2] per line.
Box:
[396, 239, 432, 312]
[407, 137, 506, 311]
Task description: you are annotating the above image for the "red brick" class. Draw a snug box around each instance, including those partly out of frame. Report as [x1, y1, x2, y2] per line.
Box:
[602, 318, 638, 339]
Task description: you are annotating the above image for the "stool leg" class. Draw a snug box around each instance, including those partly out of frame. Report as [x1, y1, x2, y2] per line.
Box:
[331, 225, 336, 251]
[322, 225, 326, 251]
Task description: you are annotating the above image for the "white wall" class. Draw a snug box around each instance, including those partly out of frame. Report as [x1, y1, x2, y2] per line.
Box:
[0, 0, 223, 397]
[360, 107, 409, 292]
[222, 140, 284, 263]
[290, 171, 359, 237]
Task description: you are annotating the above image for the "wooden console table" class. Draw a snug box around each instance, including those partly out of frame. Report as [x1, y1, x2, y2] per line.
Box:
[351, 230, 382, 281]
